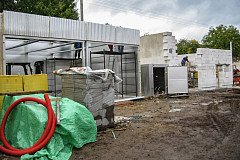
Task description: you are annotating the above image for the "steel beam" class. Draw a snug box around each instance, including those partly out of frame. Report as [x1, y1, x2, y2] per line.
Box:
[6, 40, 39, 50]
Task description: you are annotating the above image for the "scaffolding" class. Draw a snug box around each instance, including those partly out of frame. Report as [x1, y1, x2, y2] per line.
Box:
[45, 58, 82, 96]
[90, 51, 138, 98]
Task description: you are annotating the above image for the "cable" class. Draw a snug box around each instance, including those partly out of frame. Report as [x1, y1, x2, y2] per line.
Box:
[0, 94, 56, 156]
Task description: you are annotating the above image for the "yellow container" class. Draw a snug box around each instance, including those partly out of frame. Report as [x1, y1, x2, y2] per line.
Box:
[0, 75, 23, 112]
[194, 72, 198, 79]
[23, 74, 48, 92]
[0, 96, 4, 112]
[0, 75, 23, 92]
[0, 74, 49, 111]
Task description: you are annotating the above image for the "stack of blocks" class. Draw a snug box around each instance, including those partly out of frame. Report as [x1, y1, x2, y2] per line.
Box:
[62, 73, 115, 130]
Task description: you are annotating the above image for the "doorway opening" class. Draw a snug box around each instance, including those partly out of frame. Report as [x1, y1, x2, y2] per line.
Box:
[153, 67, 165, 94]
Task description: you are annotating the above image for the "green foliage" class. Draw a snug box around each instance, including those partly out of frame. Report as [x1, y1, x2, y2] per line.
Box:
[202, 25, 240, 57]
[177, 39, 202, 55]
[0, 0, 16, 12]
[0, 0, 79, 20]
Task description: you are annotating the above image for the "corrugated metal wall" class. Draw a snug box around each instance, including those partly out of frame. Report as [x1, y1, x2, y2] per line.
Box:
[3, 11, 140, 45]
[116, 27, 140, 45]
[4, 11, 50, 37]
[87, 22, 116, 43]
[50, 17, 85, 40]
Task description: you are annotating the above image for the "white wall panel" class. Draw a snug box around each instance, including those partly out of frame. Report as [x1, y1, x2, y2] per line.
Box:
[167, 66, 188, 94]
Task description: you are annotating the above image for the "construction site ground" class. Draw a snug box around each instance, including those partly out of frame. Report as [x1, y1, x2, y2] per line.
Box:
[72, 89, 240, 160]
[2, 89, 240, 160]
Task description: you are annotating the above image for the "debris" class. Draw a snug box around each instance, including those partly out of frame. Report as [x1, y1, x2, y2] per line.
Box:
[200, 102, 213, 106]
[56, 99, 61, 125]
[169, 109, 182, 112]
[51, 97, 62, 125]
[114, 128, 127, 131]
[115, 116, 131, 123]
[214, 100, 223, 105]
[112, 131, 116, 139]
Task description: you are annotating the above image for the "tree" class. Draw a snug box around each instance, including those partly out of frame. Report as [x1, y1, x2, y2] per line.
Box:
[0, 0, 16, 12]
[0, 0, 79, 20]
[177, 39, 202, 55]
[202, 25, 240, 57]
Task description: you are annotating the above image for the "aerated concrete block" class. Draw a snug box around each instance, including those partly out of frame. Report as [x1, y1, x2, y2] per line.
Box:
[62, 73, 115, 130]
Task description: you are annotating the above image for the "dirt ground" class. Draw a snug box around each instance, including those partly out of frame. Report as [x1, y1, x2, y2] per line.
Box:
[71, 90, 240, 160]
[2, 90, 240, 160]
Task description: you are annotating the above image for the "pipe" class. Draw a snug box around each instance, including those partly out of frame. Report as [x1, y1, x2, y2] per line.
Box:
[0, 94, 56, 156]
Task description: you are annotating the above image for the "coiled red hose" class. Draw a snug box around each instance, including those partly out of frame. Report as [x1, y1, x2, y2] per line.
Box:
[0, 94, 56, 156]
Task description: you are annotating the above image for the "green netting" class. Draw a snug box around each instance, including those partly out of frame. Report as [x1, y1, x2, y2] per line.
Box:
[0, 94, 97, 160]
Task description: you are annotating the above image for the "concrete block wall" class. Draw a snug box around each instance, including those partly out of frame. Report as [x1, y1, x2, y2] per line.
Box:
[196, 48, 232, 90]
[139, 32, 177, 65]
[198, 65, 217, 90]
[172, 54, 197, 66]
[162, 33, 177, 64]
[218, 65, 233, 88]
[168, 48, 232, 90]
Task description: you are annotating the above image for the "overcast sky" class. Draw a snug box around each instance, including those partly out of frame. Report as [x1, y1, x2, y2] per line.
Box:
[81, 0, 240, 41]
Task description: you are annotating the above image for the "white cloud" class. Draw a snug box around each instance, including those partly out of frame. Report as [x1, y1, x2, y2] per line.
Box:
[81, 0, 239, 41]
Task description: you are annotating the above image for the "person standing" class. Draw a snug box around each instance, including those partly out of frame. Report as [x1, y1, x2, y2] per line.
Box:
[74, 42, 82, 59]
[181, 56, 189, 66]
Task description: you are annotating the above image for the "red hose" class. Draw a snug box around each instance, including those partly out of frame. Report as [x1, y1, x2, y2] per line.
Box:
[0, 94, 56, 156]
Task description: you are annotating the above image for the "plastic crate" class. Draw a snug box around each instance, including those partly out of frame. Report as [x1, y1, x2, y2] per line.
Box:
[23, 74, 48, 91]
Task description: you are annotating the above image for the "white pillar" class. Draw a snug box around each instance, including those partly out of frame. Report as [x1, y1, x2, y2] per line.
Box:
[83, 41, 91, 67]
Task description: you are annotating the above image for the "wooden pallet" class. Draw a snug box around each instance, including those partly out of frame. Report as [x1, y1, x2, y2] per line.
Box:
[0, 90, 51, 96]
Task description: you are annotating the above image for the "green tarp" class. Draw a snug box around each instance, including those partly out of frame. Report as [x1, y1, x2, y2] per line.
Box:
[0, 94, 97, 160]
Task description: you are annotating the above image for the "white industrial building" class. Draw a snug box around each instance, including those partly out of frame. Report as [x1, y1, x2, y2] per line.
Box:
[0, 11, 141, 99]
